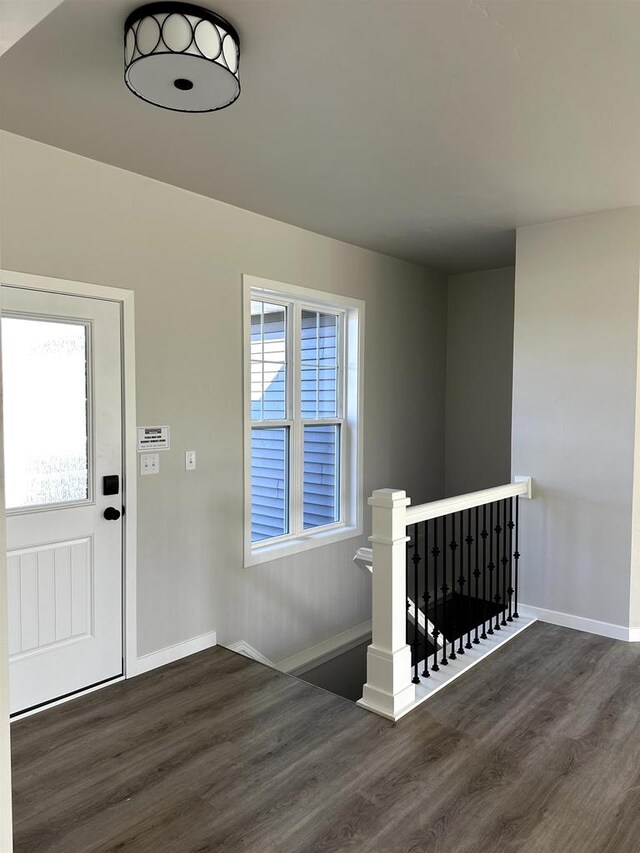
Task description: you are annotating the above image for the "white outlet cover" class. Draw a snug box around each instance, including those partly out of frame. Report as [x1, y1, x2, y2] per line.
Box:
[186, 450, 196, 470]
[140, 453, 160, 475]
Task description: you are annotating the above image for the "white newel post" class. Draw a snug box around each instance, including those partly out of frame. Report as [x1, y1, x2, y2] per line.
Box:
[358, 489, 416, 720]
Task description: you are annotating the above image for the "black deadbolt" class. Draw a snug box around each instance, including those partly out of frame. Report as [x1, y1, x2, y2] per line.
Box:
[103, 475, 120, 496]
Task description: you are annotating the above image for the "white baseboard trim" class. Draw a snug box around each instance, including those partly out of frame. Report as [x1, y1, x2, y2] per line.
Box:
[277, 620, 372, 675]
[225, 641, 275, 668]
[519, 604, 640, 642]
[135, 630, 218, 675]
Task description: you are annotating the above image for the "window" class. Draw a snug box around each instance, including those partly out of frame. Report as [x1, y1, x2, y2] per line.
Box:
[2, 316, 90, 510]
[244, 276, 363, 566]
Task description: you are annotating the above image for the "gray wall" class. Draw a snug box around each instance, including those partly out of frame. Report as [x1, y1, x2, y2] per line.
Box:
[512, 208, 640, 628]
[445, 267, 515, 497]
[0, 132, 448, 662]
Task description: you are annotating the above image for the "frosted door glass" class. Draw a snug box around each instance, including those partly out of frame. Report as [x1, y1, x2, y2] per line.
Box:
[2, 317, 90, 509]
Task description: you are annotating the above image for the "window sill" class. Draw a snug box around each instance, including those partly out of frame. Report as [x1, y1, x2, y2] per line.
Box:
[244, 524, 363, 568]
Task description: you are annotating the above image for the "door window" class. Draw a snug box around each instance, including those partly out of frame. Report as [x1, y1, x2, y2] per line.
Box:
[1, 316, 91, 510]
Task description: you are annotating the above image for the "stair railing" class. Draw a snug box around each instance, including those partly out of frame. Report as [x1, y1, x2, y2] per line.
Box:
[358, 478, 532, 721]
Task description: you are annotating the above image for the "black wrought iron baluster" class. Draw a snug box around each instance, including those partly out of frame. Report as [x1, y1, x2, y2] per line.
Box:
[411, 523, 421, 684]
[488, 502, 495, 635]
[406, 543, 411, 670]
[449, 514, 457, 661]
[493, 501, 502, 631]
[501, 500, 508, 626]
[465, 508, 473, 649]
[407, 593, 411, 634]
[431, 518, 440, 672]
[422, 520, 430, 677]
[481, 504, 488, 640]
[514, 496, 520, 618]
[507, 497, 514, 622]
[495, 503, 500, 623]
[441, 514, 449, 666]
[457, 511, 465, 655]
[473, 505, 481, 644]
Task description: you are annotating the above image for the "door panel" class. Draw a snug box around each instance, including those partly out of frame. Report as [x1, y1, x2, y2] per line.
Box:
[7, 537, 93, 657]
[2, 286, 123, 714]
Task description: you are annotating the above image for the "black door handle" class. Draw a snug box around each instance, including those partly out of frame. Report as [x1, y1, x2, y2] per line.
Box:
[103, 507, 121, 521]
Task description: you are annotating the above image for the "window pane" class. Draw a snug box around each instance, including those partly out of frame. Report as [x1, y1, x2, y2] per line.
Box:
[300, 310, 338, 418]
[303, 424, 340, 529]
[250, 300, 286, 421]
[2, 317, 89, 509]
[251, 427, 289, 542]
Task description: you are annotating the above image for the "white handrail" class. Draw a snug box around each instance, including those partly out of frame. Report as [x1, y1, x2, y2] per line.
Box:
[404, 478, 532, 527]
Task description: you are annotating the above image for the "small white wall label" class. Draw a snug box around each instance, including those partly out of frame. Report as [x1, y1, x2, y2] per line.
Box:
[185, 450, 196, 471]
[137, 426, 170, 451]
[140, 453, 160, 475]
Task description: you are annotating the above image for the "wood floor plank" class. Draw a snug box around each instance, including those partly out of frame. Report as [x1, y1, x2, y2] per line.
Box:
[11, 623, 640, 852]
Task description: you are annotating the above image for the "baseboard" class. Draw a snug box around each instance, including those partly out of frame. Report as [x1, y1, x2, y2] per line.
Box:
[135, 630, 218, 675]
[519, 604, 640, 642]
[225, 641, 275, 668]
[276, 620, 372, 675]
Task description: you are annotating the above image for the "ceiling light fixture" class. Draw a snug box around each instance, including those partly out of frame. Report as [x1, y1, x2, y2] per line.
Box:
[124, 2, 240, 113]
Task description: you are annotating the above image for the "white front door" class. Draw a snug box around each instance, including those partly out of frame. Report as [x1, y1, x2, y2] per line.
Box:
[2, 286, 123, 714]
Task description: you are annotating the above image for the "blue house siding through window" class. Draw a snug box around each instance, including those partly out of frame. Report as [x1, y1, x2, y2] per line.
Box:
[250, 307, 340, 542]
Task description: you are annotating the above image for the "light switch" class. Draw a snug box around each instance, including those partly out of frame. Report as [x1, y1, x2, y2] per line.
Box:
[185, 450, 196, 471]
[140, 453, 160, 475]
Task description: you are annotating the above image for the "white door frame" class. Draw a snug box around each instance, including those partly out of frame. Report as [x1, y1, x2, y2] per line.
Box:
[0, 270, 138, 680]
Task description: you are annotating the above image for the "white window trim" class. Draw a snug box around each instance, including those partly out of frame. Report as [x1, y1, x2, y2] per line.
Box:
[243, 274, 364, 567]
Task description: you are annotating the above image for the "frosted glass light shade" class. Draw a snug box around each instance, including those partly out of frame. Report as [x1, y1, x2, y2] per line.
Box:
[124, 2, 240, 112]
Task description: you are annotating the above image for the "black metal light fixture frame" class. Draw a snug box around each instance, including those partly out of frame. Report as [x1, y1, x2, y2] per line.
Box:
[124, 2, 241, 113]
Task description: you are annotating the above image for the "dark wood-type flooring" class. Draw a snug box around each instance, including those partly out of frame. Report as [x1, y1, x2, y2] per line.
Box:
[11, 622, 640, 852]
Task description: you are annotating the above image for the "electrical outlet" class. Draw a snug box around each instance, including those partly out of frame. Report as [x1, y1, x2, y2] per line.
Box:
[140, 453, 160, 475]
[185, 450, 196, 471]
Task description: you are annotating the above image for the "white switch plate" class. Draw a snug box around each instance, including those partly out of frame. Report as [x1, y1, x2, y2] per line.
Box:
[185, 450, 196, 471]
[140, 453, 160, 475]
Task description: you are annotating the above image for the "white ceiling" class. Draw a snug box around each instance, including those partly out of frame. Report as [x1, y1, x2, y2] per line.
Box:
[1, 0, 639, 272]
[0, 0, 65, 56]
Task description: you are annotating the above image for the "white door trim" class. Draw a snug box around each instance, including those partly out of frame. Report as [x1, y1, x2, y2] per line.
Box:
[0, 269, 138, 678]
